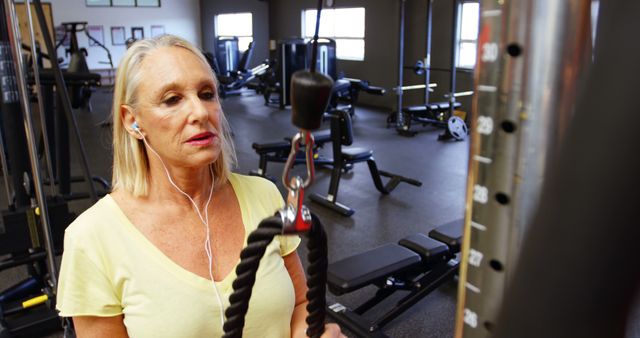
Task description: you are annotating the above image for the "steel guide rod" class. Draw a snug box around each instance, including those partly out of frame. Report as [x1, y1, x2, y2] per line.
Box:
[423, 0, 433, 104]
[24, 0, 56, 196]
[395, 0, 406, 130]
[2, 0, 58, 288]
[455, 1, 592, 337]
[0, 3, 12, 203]
[448, 0, 460, 118]
[0, 119, 12, 204]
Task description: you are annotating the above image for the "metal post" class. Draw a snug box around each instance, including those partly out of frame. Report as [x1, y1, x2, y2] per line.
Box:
[395, 0, 406, 131]
[0, 9, 13, 204]
[455, 0, 592, 337]
[3, 0, 58, 288]
[24, 0, 55, 196]
[424, 0, 433, 104]
[449, 0, 460, 118]
[56, 93, 70, 196]
[0, 123, 12, 204]
[0, 0, 31, 209]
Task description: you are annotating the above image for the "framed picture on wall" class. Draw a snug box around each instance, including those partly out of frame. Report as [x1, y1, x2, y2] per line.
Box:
[137, 0, 161, 7]
[86, 0, 110, 6]
[87, 25, 104, 46]
[132, 27, 144, 40]
[111, 26, 126, 45]
[112, 0, 135, 6]
[150, 25, 165, 37]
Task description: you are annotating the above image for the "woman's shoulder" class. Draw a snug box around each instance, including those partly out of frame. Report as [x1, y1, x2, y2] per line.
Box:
[64, 195, 124, 249]
[229, 172, 280, 196]
[229, 173, 284, 216]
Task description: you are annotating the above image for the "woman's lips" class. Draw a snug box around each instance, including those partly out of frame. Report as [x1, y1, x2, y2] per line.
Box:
[186, 132, 216, 146]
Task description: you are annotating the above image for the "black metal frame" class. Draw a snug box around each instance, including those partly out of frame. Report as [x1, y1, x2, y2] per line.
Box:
[1, 1, 109, 336]
[328, 260, 458, 337]
[249, 131, 335, 181]
[392, 0, 468, 137]
[249, 78, 385, 181]
[326, 223, 463, 336]
[309, 110, 422, 216]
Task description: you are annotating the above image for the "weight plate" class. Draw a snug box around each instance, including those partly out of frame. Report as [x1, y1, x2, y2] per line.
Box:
[447, 116, 468, 141]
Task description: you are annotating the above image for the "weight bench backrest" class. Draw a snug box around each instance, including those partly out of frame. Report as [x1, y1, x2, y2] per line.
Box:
[237, 41, 255, 73]
[328, 109, 354, 146]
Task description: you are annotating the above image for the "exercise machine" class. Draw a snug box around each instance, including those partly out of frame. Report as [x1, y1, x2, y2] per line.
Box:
[260, 38, 323, 108]
[328, 77, 386, 116]
[55, 21, 111, 110]
[223, 3, 332, 336]
[1, 0, 104, 336]
[455, 0, 600, 337]
[251, 107, 421, 217]
[208, 37, 259, 98]
[24, 21, 109, 201]
[327, 220, 462, 337]
[250, 78, 385, 180]
[308, 109, 422, 216]
[389, 0, 472, 140]
[390, 59, 472, 141]
[260, 38, 384, 115]
[491, 2, 640, 337]
[250, 129, 334, 180]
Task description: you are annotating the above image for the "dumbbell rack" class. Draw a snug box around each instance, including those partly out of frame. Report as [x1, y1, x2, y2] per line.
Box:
[454, 1, 592, 337]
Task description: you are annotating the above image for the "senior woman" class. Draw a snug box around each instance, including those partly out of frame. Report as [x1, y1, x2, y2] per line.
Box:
[56, 34, 343, 338]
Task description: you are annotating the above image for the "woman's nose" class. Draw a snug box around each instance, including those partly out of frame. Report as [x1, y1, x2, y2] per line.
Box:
[187, 96, 209, 122]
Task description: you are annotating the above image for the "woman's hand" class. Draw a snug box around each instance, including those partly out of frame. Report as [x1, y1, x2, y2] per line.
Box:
[284, 253, 346, 338]
[320, 323, 347, 338]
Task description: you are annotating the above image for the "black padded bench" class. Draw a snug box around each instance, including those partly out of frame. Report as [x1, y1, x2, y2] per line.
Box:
[328, 244, 421, 295]
[403, 101, 461, 112]
[327, 219, 463, 337]
[249, 130, 333, 178]
[252, 130, 331, 154]
[391, 101, 464, 138]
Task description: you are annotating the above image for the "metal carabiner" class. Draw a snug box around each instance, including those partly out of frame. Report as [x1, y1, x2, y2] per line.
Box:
[281, 130, 316, 190]
[280, 130, 316, 234]
[280, 176, 312, 234]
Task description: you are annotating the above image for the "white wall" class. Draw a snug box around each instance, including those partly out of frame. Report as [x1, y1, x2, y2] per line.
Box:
[48, 0, 201, 70]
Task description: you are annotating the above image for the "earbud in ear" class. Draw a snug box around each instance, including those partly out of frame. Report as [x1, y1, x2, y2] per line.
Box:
[132, 121, 139, 130]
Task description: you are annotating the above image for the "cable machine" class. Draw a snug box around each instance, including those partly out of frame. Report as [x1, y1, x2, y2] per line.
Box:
[1, 0, 107, 335]
[455, 0, 592, 337]
[390, 0, 472, 140]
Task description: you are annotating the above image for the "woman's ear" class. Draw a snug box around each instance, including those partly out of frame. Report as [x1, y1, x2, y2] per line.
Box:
[121, 105, 142, 139]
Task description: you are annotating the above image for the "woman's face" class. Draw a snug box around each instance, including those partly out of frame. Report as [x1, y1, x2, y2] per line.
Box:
[133, 46, 222, 170]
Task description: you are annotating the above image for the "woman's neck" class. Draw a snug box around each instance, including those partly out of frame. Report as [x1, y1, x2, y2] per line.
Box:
[146, 160, 215, 208]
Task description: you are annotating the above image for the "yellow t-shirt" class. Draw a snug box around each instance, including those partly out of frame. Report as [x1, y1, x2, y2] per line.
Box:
[56, 173, 301, 337]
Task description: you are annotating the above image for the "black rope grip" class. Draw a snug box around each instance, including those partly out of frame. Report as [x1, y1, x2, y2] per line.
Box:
[304, 213, 328, 338]
[222, 214, 328, 338]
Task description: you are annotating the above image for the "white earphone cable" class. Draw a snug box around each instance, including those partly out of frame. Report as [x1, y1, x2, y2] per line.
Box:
[135, 128, 226, 329]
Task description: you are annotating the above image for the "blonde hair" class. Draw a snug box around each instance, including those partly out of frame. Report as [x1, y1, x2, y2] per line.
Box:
[111, 34, 236, 196]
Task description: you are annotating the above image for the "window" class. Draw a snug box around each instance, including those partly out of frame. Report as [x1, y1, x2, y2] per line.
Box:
[215, 13, 253, 52]
[591, 0, 599, 46]
[302, 7, 365, 61]
[457, 1, 479, 68]
[86, 0, 160, 7]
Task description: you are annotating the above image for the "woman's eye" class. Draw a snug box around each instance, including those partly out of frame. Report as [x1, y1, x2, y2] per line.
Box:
[200, 91, 216, 100]
[163, 96, 181, 105]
